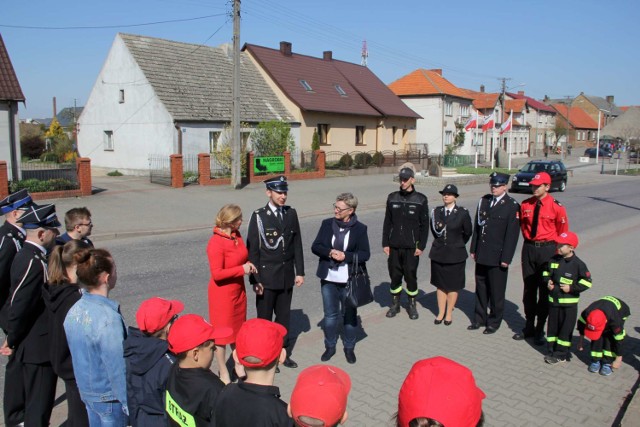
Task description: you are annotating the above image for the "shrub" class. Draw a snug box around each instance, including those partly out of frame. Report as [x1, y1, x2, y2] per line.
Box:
[311, 129, 320, 151]
[338, 154, 353, 169]
[354, 152, 373, 169]
[372, 151, 384, 166]
[183, 171, 198, 183]
[40, 152, 58, 163]
[20, 135, 46, 159]
[107, 170, 123, 176]
[53, 139, 75, 163]
[9, 178, 77, 193]
[251, 120, 294, 156]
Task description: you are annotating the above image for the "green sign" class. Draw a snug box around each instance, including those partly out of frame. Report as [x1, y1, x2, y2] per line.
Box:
[254, 156, 285, 173]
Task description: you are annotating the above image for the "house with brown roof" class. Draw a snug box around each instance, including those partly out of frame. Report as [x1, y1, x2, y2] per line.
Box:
[572, 93, 622, 128]
[506, 91, 557, 156]
[388, 69, 473, 155]
[245, 42, 420, 154]
[551, 104, 598, 149]
[0, 34, 25, 181]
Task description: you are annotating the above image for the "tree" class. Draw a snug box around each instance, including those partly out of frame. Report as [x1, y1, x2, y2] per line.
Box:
[44, 118, 67, 142]
[446, 122, 465, 155]
[311, 128, 320, 151]
[553, 121, 569, 146]
[217, 123, 249, 174]
[250, 120, 294, 156]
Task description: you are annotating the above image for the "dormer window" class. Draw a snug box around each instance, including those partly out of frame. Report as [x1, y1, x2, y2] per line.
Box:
[335, 84, 347, 97]
[299, 80, 313, 92]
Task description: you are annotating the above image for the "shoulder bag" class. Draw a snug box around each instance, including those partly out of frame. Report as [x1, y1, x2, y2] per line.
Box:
[345, 253, 374, 308]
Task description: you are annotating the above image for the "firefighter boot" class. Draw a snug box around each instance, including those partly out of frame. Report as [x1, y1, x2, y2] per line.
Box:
[407, 297, 419, 320]
[386, 294, 401, 318]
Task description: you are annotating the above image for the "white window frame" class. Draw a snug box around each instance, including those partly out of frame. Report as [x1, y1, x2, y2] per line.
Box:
[444, 130, 453, 145]
[104, 130, 114, 151]
[445, 101, 453, 116]
[209, 131, 221, 152]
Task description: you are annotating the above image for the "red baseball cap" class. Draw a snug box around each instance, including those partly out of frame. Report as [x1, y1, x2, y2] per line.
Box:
[529, 172, 551, 186]
[235, 318, 286, 368]
[290, 365, 351, 427]
[584, 309, 607, 341]
[556, 231, 579, 249]
[136, 297, 184, 334]
[398, 357, 485, 427]
[167, 314, 232, 354]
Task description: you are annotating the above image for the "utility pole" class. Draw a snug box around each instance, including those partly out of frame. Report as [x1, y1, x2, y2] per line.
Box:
[231, 0, 242, 189]
[563, 95, 572, 162]
[499, 77, 511, 154]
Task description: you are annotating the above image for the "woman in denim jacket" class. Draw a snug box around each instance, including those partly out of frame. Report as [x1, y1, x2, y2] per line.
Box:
[64, 248, 128, 426]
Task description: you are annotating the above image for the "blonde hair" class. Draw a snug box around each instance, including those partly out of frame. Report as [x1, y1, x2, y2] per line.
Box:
[215, 204, 243, 228]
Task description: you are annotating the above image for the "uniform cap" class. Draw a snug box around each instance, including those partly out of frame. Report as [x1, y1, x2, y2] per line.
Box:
[584, 309, 607, 341]
[235, 318, 286, 368]
[136, 297, 184, 334]
[167, 314, 232, 354]
[0, 189, 33, 214]
[398, 356, 485, 427]
[555, 231, 578, 249]
[290, 365, 351, 427]
[20, 203, 61, 229]
[264, 175, 288, 192]
[489, 172, 509, 185]
[439, 184, 459, 197]
[529, 172, 551, 186]
[399, 167, 415, 180]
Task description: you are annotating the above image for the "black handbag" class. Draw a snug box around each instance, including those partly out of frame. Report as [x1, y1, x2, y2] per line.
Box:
[345, 254, 373, 308]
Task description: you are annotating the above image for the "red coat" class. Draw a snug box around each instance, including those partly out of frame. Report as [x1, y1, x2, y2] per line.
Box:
[207, 227, 248, 345]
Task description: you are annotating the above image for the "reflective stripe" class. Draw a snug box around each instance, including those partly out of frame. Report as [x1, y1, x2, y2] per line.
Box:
[602, 296, 622, 310]
[557, 297, 579, 304]
[557, 339, 571, 347]
[547, 336, 557, 342]
[578, 279, 592, 288]
[559, 277, 573, 285]
[578, 316, 586, 324]
[542, 271, 550, 277]
[405, 288, 419, 297]
[390, 286, 403, 295]
[166, 391, 196, 427]
[550, 263, 559, 269]
[603, 350, 616, 358]
[614, 330, 626, 341]
[591, 351, 603, 358]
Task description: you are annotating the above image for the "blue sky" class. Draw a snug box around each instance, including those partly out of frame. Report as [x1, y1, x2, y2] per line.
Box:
[3, 0, 639, 119]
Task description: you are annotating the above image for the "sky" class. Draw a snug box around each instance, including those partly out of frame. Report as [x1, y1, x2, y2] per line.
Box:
[2, 0, 639, 119]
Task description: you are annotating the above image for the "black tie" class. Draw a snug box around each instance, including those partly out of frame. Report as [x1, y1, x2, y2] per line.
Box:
[530, 201, 541, 239]
[490, 198, 497, 209]
[445, 209, 450, 218]
[277, 207, 283, 223]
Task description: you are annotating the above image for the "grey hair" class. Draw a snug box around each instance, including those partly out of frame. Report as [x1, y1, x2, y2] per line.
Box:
[336, 192, 358, 210]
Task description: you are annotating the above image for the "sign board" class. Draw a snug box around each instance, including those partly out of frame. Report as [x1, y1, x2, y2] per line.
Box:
[254, 156, 285, 173]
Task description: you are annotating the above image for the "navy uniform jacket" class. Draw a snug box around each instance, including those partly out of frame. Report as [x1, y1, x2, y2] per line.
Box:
[246, 204, 304, 290]
[382, 188, 429, 250]
[544, 254, 592, 307]
[311, 218, 370, 280]
[428, 205, 472, 264]
[5, 242, 51, 364]
[470, 194, 520, 266]
[0, 221, 26, 321]
[55, 232, 94, 248]
[577, 296, 630, 355]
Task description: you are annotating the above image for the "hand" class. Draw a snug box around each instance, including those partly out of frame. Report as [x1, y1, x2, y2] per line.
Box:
[560, 284, 570, 293]
[414, 249, 423, 257]
[0, 339, 12, 357]
[383, 246, 390, 256]
[295, 276, 304, 287]
[612, 357, 623, 369]
[470, 253, 476, 260]
[547, 280, 554, 291]
[500, 262, 509, 268]
[253, 283, 264, 295]
[330, 250, 345, 262]
[243, 262, 257, 275]
[577, 335, 584, 351]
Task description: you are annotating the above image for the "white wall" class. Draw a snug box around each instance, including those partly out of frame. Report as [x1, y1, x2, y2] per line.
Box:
[0, 102, 22, 178]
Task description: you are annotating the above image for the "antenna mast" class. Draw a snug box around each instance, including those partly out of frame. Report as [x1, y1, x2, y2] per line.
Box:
[361, 40, 368, 67]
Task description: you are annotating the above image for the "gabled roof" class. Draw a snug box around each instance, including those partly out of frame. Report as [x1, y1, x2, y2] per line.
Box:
[244, 43, 420, 119]
[551, 104, 598, 129]
[57, 107, 84, 127]
[388, 69, 473, 100]
[601, 107, 640, 139]
[506, 92, 555, 113]
[504, 99, 526, 114]
[581, 94, 623, 116]
[119, 33, 294, 122]
[461, 89, 500, 110]
[0, 34, 25, 102]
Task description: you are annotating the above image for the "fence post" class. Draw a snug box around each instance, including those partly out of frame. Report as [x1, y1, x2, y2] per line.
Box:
[198, 153, 211, 185]
[76, 157, 92, 196]
[170, 154, 184, 188]
[393, 151, 397, 166]
[0, 161, 8, 199]
[315, 150, 325, 176]
[247, 152, 255, 183]
[284, 151, 291, 176]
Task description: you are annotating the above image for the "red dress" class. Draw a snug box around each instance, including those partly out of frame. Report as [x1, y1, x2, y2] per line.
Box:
[207, 227, 248, 345]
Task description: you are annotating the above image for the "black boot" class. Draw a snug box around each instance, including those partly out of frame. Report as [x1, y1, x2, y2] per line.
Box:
[407, 297, 419, 320]
[386, 294, 401, 318]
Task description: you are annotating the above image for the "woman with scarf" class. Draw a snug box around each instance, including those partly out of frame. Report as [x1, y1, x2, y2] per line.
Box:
[311, 193, 370, 364]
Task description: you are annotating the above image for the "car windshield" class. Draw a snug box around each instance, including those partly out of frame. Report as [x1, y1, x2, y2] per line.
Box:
[521, 163, 548, 173]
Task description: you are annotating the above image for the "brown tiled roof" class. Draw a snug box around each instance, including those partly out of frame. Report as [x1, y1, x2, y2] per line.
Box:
[388, 69, 472, 100]
[465, 90, 500, 110]
[244, 43, 420, 119]
[0, 34, 25, 102]
[506, 92, 556, 113]
[552, 104, 598, 129]
[505, 99, 526, 113]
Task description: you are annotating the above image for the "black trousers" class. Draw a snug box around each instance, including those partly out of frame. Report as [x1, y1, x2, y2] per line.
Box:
[547, 305, 577, 358]
[3, 355, 57, 427]
[474, 263, 508, 329]
[521, 242, 556, 334]
[388, 248, 420, 295]
[256, 287, 294, 350]
[590, 333, 618, 365]
[64, 379, 90, 427]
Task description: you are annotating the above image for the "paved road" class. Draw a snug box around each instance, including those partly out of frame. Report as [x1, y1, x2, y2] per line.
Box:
[1, 158, 639, 426]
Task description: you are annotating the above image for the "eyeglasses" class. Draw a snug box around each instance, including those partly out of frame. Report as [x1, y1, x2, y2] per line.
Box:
[76, 222, 93, 227]
[333, 203, 352, 212]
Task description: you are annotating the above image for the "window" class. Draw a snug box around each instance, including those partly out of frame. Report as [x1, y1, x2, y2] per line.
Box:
[355, 126, 365, 145]
[460, 104, 470, 117]
[474, 133, 484, 146]
[104, 130, 114, 151]
[119, 89, 125, 104]
[392, 126, 398, 145]
[334, 84, 347, 96]
[445, 101, 453, 116]
[209, 131, 221, 152]
[317, 124, 329, 144]
[299, 80, 313, 91]
[444, 130, 453, 145]
[241, 131, 251, 147]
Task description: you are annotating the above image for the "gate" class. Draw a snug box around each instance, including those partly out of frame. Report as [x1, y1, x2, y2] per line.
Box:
[148, 154, 171, 186]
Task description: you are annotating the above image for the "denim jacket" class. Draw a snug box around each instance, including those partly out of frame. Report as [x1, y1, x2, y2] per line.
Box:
[64, 291, 128, 413]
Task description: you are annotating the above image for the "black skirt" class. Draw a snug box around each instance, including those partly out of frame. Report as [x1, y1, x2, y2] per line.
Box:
[430, 259, 466, 292]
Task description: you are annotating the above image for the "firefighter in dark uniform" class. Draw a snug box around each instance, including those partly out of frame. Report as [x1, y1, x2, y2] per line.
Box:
[577, 296, 630, 376]
[514, 172, 569, 345]
[0, 189, 33, 330]
[468, 172, 520, 334]
[0, 203, 61, 426]
[383, 167, 429, 320]
[246, 176, 304, 369]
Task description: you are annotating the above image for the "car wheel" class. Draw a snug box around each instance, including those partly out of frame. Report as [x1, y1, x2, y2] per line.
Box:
[559, 180, 566, 192]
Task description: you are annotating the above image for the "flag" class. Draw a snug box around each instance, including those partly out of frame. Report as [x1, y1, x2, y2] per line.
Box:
[500, 112, 512, 135]
[464, 116, 477, 131]
[481, 113, 495, 131]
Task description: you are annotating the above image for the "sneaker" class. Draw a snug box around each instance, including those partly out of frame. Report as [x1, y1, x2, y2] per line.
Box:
[600, 364, 613, 376]
[544, 355, 567, 365]
[588, 361, 601, 373]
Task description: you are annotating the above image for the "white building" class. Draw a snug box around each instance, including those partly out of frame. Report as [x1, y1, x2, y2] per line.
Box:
[0, 34, 24, 181]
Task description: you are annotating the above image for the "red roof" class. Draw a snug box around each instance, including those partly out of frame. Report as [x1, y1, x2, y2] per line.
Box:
[461, 89, 500, 110]
[505, 99, 526, 114]
[506, 92, 555, 113]
[551, 104, 598, 129]
[620, 106, 640, 111]
[244, 43, 420, 119]
[388, 69, 472, 100]
[0, 34, 25, 102]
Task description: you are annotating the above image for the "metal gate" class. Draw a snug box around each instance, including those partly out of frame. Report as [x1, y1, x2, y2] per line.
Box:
[148, 154, 171, 186]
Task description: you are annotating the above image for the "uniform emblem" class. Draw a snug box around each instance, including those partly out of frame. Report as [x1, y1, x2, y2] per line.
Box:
[267, 210, 272, 216]
[273, 231, 278, 237]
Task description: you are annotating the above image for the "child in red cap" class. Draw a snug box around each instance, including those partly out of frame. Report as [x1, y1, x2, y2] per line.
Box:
[165, 314, 232, 427]
[289, 364, 351, 427]
[396, 356, 485, 427]
[124, 297, 184, 426]
[577, 296, 630, 376]
[213, 318, 291, 426]
[543, 231, 592, 365]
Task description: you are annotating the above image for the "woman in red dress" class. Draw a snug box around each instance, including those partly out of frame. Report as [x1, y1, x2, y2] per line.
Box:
[207, 204, 256, 384]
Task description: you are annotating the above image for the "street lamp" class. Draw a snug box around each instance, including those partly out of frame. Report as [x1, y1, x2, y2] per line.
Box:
[595, 109, 610, 165]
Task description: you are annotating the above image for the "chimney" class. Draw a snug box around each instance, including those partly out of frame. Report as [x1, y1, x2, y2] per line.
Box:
[431, 69, 442, 76]
[480, 85, 485, 93]
[323, 51, 332, 61]
[53, 96, 57, 118]
[280, 41, 292, 56]
[606, 95, 614, 104]
[518, 90, 525, 96]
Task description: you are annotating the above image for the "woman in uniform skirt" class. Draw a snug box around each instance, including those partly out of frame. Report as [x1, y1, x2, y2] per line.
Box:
[429, 184, 472, 325]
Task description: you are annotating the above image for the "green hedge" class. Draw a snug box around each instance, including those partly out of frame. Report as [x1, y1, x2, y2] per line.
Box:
[10, 178, 78, 193]
[455, 166, 518, 175]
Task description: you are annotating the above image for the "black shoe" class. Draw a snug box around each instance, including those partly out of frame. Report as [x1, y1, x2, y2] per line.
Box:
[483, 326, 498, 334]
[534, 333, 546, 346]
[512, 329, 534, 341]
[344, 349, 356, 364]
[467, 323, 481, 330]
[283, 356, 298, 368]
[386, 295, 401, 318]
[407, 297, 419, 320]
[434, 318, 443, 325]
[321, 347, 336, 362]
[444, 320, 452, 326]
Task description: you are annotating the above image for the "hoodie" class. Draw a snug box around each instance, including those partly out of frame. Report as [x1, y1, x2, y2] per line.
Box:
[124, 326, 175, 427]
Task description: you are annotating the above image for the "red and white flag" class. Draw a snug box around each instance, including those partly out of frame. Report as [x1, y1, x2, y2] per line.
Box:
[481, 113, 495, 131]
[500, 111, 512, 135]
[464, 115, 477, 131]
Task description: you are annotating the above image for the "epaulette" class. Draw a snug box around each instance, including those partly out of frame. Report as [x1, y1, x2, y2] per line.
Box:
[458, 206, 469, 212]
[482, 194, 492, 200]
[554, 199, 563, 206]
[255, 207, 265, 214]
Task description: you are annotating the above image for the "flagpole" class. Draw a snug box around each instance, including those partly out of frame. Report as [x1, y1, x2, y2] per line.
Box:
[491, 116, 496, 169]
[474, 110, 479, 168]
[508, 109, 513, 171]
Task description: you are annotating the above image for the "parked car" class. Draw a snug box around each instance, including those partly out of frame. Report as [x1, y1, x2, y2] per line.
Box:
[510, 160, 568, 193]
[584, 148, 613, 158]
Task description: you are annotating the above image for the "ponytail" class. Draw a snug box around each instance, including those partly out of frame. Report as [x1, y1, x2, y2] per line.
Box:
[76, 248, 114, 289]
[47, 240, 91, 285]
